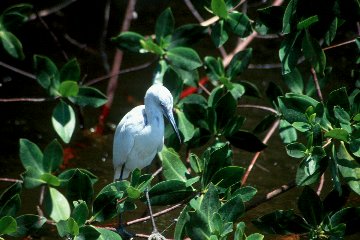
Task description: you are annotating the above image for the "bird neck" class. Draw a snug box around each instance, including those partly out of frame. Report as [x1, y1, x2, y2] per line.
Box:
[145, 105, 164, 127]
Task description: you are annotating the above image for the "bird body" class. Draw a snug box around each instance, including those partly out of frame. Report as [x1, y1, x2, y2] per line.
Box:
[113, 84, 180, 180]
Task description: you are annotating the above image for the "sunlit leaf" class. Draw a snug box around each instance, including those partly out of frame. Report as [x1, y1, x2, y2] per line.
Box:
[19, 139, 44, 172]
[44, 187, 71, 222]
[33, 55, 60, 96]
[59, 81, 79, 97]
[225, 11, 252, 37]
[211, 0, 228, 18]
[0, 30, 24, 59]
[60, 58, 80, 82]
[0, 216, 17, 235]
[167, 47, 202, 71]
[43, 139, 63, 173]
[8, 214, 46, 238]
[111, 31, 145, 53]
[159, 146, 188, 182]
[69, 86, 107, 108]
[52, 100, 76, 143]
[155, 8, 174, 43]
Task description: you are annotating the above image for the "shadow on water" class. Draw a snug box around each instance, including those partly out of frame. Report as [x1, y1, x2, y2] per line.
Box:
[0, 0, 359, 239]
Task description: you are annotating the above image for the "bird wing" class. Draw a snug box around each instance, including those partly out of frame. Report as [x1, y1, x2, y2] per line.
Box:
[113, 105, 146, 179]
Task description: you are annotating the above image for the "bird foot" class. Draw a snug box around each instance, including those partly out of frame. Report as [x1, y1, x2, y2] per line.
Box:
[116, 225, 135, 240]
[148, 230, 166, 240]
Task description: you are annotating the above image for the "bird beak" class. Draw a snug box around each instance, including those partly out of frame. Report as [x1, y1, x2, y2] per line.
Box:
[163, 106, 181, 143]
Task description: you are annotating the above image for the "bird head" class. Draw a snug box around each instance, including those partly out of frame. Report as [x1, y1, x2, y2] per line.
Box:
[145, 84, 182, 143]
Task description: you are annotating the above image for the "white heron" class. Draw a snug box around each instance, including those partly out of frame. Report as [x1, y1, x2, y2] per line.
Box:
[113, 84, 181, 239]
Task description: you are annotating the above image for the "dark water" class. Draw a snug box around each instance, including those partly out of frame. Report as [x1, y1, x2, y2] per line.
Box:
[0, 0, 359, 239]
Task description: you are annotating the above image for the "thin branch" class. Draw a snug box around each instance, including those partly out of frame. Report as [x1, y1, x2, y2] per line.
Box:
[85, 60, 155, 86]
[238, 104, 278, 114]
[310, 67, 324, 102]
[0, 97, 50, 102]
[241, 119, 280, 185]
[0, 178, 23, 183]
[29, 0, 77, 20]
[0, 61, 36, 79]
[99, 0, 111, 73]
[183, 0, 204, 22]
[198, 82, 211, 95]
[322, 39, 356, 51]
[246, 180, 296, 211]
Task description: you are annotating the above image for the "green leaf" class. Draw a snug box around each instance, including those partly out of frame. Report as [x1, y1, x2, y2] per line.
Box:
[96, 227, 122, 240]
[159, 146, 188, 182]
[296, 148, 327, 186]
[72, 201, 89, 227]
[211, 0, 228, 18]
[60, 58, 80, 82]
[52, 100, 76, 144]
[282, 0, 297, 34]
[9, 214, 46, 238]
[279, 120, 297, 144]
[292, 122, 311, 132]
[279, 31, 301, 75]
[43, 139, 63, 173]
[218, 194, 245, 222]
[174, 205, 191, 240]
[189, 153, 203, 174]
[337, 142, 360, 195]
[232, 186, 257, 202]
[33, 55, 60, 95]
[286, 142, 307, 158]
[204, 56, 225, 84]
[149, 180, 194, 206]
[302, 31, 326, 77]
[200, 184, 221, 221]
[69, 86, 107, 108]
[140, 38, 164, 55]
[297, 15, 319, 30]
[59, 81, 79, 97]
[253, 115, 277, 134]
[167, 47, 202, 71]
[325, 128, 349, 142]
[225, 11, 252, 37]
[92, 189, 123, 222]
[324, 18, 337, 45]
[19, 138, 44, 172]
[1, 4, 32, 28]
[298, 186, 323, 227]
[240, 80, 262, 98]
[252, 209, 309, 234]
[330, 207, 360, 235]
[155, 8, 174, 43]
[175, 109, 195, 142]
[0, 30, 24, 59]
[40, 173, 60, 186]
[163, 67, 183, 103]
[0, 194, 20, 217]
[170, 24, 207, 48]
[67, 169, 94, 205]
[0, 183, 21, 212]
[21, 167, 45, 189]
[58, 168, 98, 187]
[0, 216, 17, 235]
[44, 187, 71, 222]
[226, 48, 252, 79]
[234, 222, 245, 240]
[210, 166, 244, 189]
[246, 233, 264, 240]
[211, 20, 229, 47]
[226, 130, 267, 152]
[74, 225, 100, 240]
[186, 210, 211, 239]
[56, 218, 79, 237]
[326, 87, 350, 122]
[214, 91, 237, 130]
[283, 67, 304, 94]
[111, 31, 145, 53]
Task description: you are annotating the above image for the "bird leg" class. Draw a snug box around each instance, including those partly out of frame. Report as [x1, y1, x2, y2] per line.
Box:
[145, 188, 166, 240]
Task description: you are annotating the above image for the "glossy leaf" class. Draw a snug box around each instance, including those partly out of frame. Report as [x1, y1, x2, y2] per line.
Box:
[226, 130, 267, 152]
[0, 183, 21, 211]
[92, 189, 123, 222]
[140, 38, 164, 55]
[163, 66, 182, 103]
[58, 168, 98, 187]
[298, 186, 323, 227]
[44, 187, 71, 222]
[67, 169, 94, 204]
[211, 0, 228, 18]
[286, 142, 307, 158]
[159, 146, 188, 182]
[225, 11, 252, 37]
[200, 184, 220, 221]
[59, 81, 79, 97]
[0, 216, 17, 236]
[325, 128, 349, 142]
[0, 30, 24, 59]
[33, 55, 60, 95]
[72, 200, 89, 227]
[283, 67, 304, 94]
[74, 225, 100, 240]
[52, 100, 76, 143]
[21, 167, 45, 189]
[211, 20, 228, 47]
[0, 194, 20, 218]
[155, 8, 174, 43]
[204, 56, 225, 84]
[42, 139, 63, 173]
[302, 31, 326, 77]
[175, 109, 195, 142]
[297, 15, 319, 30]
[9, 214, 46, 238]
[19, 138, 43, 172]
[296, 148, 327, 186]
[149, 180, 194, 206]
[40, 173, 60, 187]
[232, 186, 257, 202]
[337, 142, 360, 195]
[111, 31, 145, 53]
[167, 47, 202, 71]
[282, 0, 297, 34]
[211, 166, 244, 189]
[96, 227, 122, 240]
[226, 48, 252, 79]
[189, 153, 203, 174]
[56, 218, 79, 237]
[330, 207, 360, 235]
[1, 4, 32, 28]
[253, 114, 277, 134]
[60, 58, 80, 82]
[218, 194, 245, 222]
[214, 91, 237, 130]
[279, 32, 301, 74]
[246, 233, 264, 240]
[69, 86, 107, 108]
[174, 205, 191, 240]
[170, 24, 207, 48]
[279, 120, 297, 144]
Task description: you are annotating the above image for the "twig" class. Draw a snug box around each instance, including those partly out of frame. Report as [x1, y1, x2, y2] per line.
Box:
[29, 0, 77, 20]
[0, 97, 50, 102]
[126, 203, 183, 226]
[310, 67, 324, 102]
[317, 174, 325, 195]
[100, 0, 111, 73]
[0, 178, 23, 183]
[322, 39, 356, 51]
[246, 180, 296, 211]
[183, 0, 204, 22]
[85, 60, 155, 86]
[198, 82, 211, 95]
[238, 104, 278, 114]
[0, 61, 36, 79]
[241, 119, 280, 185]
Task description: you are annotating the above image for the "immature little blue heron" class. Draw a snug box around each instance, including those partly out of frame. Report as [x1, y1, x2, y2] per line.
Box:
[113, 84, 181, 239]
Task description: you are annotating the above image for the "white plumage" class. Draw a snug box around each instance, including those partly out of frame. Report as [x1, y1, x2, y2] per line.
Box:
[113, 84, 181, 180]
